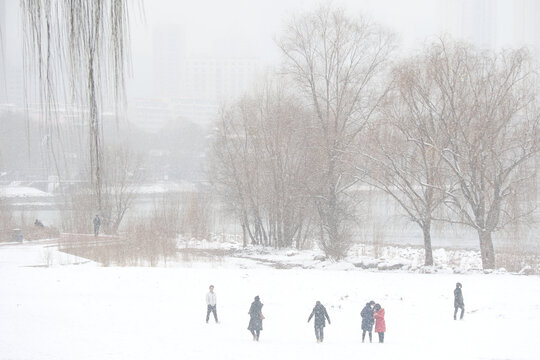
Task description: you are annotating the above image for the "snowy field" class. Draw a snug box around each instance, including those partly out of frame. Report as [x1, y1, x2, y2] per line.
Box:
[1, 241, 539, 360]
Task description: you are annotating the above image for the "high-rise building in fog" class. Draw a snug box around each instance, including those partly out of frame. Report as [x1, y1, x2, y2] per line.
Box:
[131, 27, 260, 131]
[0, 0, 5, 48]
[181, 57, 259, 103]
[513, 0, 540, 56]
[0, 0, 24, 106]
[444, 0, 497, 50]
[129, 56, 260, 132]
[462, 0, 497, 49]
[0, 0, 6, 101]
[443, 0, 540, 54]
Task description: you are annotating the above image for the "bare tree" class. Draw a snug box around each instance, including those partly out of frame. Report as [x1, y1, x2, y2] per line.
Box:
[359, 73, 449, 265]
[403, 39, 540, 269]
[209, 76, 317, 248]
[182, 191, 211, 240]
[210, 97, 266, 246]
[0, 197, 15, 242]
[101, 144, 145, 234]
[20, 0, 134, 212]
[59, 144, 143, 235]
[278, 6, 395, 259]
[59, 188, 94, 234]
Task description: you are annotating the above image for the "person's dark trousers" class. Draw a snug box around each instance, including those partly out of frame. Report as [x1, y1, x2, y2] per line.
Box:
[206, 305, 218, 323]
[315, 326, 324, 341]
[454, 305, 464, 320]
[250, 330, 260, 340]
[362, 330, 372, 343]
[378, 332, 384, 343]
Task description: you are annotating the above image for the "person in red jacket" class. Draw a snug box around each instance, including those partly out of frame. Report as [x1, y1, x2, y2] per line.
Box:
[373, 303, 386, 343]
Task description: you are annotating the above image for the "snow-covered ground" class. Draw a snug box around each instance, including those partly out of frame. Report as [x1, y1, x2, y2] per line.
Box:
[182, 238, 531, 274]
[0, 240, 539, 360]
[0, 185, 52, 198]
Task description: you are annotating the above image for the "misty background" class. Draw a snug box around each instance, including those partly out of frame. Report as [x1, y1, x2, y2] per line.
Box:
[1, 0, 540, 255]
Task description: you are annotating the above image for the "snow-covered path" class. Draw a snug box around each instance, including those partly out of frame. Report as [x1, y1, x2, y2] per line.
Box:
[0, 242, 539, 360]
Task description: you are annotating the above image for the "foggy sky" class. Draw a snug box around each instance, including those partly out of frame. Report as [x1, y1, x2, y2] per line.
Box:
[126, 0, 449, 99]
[132, 0, 448, 61]
[128, 0, 536, 99]
[2, 0, 538, 103]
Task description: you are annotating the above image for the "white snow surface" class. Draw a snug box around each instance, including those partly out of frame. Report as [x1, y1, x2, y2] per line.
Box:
[133, 181, 197, 194]
[0, 182, 195, 199]
[0, 185, 52, 198]
[183, 238, 499, 274]
[1, 240, 539, 360]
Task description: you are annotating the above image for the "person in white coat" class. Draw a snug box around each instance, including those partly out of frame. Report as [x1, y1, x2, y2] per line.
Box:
[206, 285, 219, 323]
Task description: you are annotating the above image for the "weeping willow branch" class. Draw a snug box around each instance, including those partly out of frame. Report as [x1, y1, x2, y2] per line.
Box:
[20, 0, 134, 212]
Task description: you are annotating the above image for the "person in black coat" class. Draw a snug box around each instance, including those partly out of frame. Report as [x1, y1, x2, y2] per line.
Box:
[361, 301, 375, 342]
[454, 282, 464, 320]
[308, 301, 331, 343]
[248, 296, 264, 341]
[93, 214, 101, 237]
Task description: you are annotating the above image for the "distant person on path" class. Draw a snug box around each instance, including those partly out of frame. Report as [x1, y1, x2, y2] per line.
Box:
[454, 282, 464, 320]
[206, 285, 219, 323]
[361, 300, 375, 343]
[373, 303, 386, 343]
[93, 215, 101, 237]
[34, 219, 44, 227]
[307, 301, 331, 343]
[248, 296, 264, 341]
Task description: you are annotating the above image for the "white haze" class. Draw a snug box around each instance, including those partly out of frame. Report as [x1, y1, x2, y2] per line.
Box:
[2, 0, 538, 103]
[126, 0, 540, 99]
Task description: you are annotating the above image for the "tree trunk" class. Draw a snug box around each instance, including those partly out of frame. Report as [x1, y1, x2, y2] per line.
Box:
[421, 222, 434, 266]
[321, 183, 347, 260]
[478, 229, 496, 269]
[296, 221, 303, 250]
[241, 223, 247, 248]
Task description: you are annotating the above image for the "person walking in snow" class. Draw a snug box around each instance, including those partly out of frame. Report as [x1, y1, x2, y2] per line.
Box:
[93, 214, 101, 237]
[373, 303, 386, 343]
[454, 282, 464, 320]
[206, 285, 219, 323]
[307, 301, 331, 343]
[248, 296, 264, 341]
[361, 301, 375, 342]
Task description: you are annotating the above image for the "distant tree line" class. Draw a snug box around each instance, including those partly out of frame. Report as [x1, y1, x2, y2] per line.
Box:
[209, 5, 540, 269]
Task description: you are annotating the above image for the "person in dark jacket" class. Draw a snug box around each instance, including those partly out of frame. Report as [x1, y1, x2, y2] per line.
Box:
[454, 282, 464, 320]
[93, 214, 101, 237]
[307, 301, 331, 343]
[361, 301, 375, 342]
[248, 296, 264, 341]
[373, 303, 386, 343]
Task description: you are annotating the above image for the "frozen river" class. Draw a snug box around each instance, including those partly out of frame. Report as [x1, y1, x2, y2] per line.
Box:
[7, 190, 539, 252]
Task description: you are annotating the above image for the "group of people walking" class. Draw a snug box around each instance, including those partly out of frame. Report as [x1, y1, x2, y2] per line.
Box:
[205, 283, 464, 343]
[306, 300, 386, 344]
[204, 285, 386, 343]
[205, 285, 265, 341]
